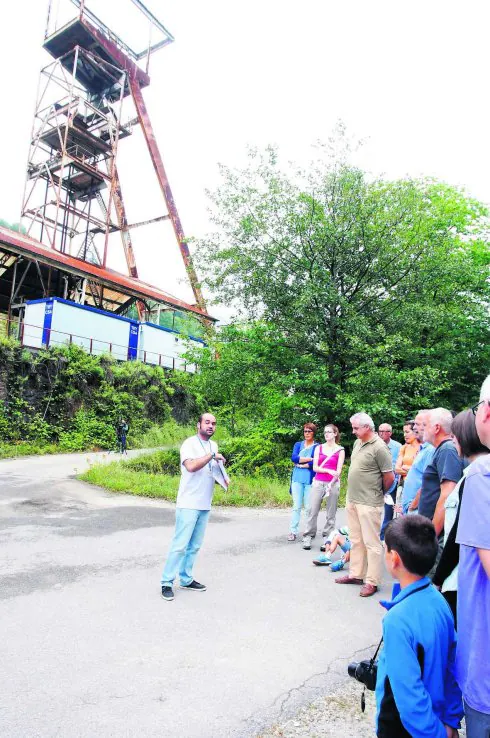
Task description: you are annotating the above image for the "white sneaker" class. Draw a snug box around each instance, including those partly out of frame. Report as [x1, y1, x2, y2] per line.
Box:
[302, 535, 312, 550]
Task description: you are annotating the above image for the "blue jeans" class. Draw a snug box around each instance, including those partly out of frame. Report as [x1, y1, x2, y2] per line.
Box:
[161, 508, 210, 587]
[290, 481, 312, 534]
[380, 502, 394, 541]
[465, 701, 490, 738]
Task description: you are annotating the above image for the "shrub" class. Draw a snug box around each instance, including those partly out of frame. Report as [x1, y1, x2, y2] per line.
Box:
[219, 433, 291, 479]
[125, 448, 181, 474]
[0, 339, 197, 454]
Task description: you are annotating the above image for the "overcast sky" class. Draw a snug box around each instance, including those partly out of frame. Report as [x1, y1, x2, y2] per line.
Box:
[1, 0, 489, 316]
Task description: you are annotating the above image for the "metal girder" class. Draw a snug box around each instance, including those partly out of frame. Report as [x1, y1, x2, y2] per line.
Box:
[129, 76, 206, 312]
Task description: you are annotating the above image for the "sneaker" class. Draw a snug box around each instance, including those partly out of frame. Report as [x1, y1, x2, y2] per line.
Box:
[161, 586, 174, 602]
[302, 535, 312, 550]
[320, 538, 330, 552]
[180, 580, 207, 592]
[330, 558, 346, 573]
[287, 532, 297, 541]
[313, 555, 332, 566]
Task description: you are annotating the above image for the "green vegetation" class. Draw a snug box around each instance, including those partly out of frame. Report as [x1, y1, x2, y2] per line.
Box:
[0, 441, 59, 460]
[2, 135, 489, 513]
[0, 218, 26, 233]
[80, 463, 291, 507]
[0, 339, 196, 458]
[187, 139, 490, 451]
[79, 448, 348, 508]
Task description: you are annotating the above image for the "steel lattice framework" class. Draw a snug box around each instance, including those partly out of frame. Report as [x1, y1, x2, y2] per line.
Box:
[21, 0, 206, 315]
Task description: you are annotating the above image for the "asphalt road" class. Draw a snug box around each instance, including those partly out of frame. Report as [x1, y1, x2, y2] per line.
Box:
[0, 451, 388, 737]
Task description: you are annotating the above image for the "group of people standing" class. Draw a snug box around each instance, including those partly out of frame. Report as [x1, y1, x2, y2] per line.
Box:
[287, 380, 490, 737]
[156, 377, 490, 738]
[288, 415, 398, 596]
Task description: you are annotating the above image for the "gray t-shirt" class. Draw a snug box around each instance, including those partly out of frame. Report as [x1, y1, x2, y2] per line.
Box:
[419, 439, 463, 520]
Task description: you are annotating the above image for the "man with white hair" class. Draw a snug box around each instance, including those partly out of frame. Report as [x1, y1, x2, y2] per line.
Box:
[403, 410, 435, 514]
[455, 377, 490, 734]
[336, 412, 394, 597]
[419, 408, 463, 534]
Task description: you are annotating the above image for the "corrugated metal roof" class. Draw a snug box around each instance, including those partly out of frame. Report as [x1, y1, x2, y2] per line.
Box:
[0, 226, 215, 321]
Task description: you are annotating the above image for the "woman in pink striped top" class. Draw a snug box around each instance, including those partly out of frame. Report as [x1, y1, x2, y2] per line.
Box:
[302, 424, 345, 550]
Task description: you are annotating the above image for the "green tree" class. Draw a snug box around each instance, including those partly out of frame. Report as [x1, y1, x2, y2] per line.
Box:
[195, 146, 490, 425]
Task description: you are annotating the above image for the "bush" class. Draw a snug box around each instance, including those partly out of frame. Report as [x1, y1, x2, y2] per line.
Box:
[125, 448, 181, 474]
[219, 433, 291, 479]
[80, 463, 292, 507]
[131, 419, 195, 449]
[0, 340, 197, 454]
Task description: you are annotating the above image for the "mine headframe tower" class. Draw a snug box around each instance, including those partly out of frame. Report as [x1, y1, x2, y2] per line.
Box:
[21, 0, 206, 314]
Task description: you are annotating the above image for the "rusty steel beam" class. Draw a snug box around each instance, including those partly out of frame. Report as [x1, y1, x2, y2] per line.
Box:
[129, 77, 206, 312]
[111, 164, 145, 319]
[127, 214, 170, 230]
[112, 165, 138, 278]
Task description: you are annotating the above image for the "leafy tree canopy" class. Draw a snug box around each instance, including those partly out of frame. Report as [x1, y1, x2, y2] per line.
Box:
[193, 140, 490, 435]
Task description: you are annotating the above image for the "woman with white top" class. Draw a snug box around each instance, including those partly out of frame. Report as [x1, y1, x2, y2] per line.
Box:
[302, 424, 345, 550]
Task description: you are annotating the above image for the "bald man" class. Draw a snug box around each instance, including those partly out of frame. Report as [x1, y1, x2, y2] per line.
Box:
[160, 413, 227, 602]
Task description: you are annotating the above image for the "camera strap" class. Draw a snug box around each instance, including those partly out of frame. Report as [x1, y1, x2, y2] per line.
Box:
[361, 637, 383, 713]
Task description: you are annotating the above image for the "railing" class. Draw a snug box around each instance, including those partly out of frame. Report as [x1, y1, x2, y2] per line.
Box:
[12, 321, 195, 373]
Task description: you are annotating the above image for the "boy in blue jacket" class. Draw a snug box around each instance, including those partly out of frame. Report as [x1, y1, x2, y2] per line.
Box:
[375, 515, 463, 738]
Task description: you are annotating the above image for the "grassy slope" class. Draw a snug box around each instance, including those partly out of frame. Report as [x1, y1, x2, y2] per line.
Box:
[79, 454, 348, 508]
[79, 462, 292, 507]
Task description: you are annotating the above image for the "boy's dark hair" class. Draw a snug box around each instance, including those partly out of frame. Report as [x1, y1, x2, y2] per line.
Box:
[384, 515, 438, 576]
[451, 408, 488, 459]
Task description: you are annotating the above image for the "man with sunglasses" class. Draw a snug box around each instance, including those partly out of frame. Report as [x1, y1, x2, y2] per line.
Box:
[455, 378, 490, 736]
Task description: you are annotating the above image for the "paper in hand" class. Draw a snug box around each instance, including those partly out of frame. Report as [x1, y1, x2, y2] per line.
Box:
[213, 460, 230, 490]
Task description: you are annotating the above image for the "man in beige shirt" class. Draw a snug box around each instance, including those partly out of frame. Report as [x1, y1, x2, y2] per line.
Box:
[336, 412, 394, 597]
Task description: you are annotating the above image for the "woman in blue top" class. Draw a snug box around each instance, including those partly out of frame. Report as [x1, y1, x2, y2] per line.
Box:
[288, 423, 318, 541]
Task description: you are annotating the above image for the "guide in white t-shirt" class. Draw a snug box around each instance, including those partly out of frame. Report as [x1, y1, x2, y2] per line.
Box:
[160, 413, 228, 602]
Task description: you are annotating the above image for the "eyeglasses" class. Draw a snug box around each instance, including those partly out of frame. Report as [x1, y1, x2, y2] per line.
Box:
[304, 429, 314, 433]
[472, 400, 487, 416]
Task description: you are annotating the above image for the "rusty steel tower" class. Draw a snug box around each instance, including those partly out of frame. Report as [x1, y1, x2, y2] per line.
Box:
[21, 0, 206, 313]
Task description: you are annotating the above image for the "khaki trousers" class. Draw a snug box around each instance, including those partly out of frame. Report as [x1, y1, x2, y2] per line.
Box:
[347, 501, 384, 586]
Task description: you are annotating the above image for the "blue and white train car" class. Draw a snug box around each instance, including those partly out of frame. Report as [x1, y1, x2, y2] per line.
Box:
[137, 322, 205, 372]
[22, 298, 139, 361]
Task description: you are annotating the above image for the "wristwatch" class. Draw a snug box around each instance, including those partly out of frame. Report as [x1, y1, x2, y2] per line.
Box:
[211, 452, 216, 460]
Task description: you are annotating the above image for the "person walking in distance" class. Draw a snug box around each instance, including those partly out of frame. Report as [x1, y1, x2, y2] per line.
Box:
[302, 424, 345, 550]
[116, 418, 129, 454]
[160, 413, 227, 602]
[336, 413, 394, 597]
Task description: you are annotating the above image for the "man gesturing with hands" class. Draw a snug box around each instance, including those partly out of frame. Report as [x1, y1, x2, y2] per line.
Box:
[161, 413, 227, 602]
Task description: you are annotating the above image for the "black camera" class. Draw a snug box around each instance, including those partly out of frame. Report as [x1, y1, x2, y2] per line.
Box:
[347, 659, 378, 692]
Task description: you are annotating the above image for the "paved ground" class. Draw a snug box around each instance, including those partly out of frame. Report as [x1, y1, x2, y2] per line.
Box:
[0, 451, 389, 738]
